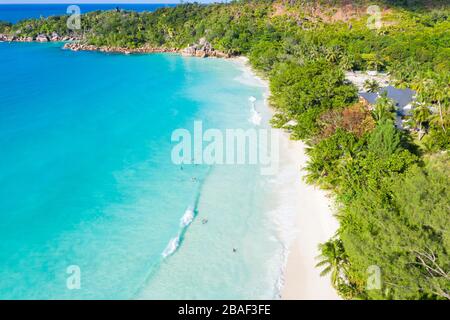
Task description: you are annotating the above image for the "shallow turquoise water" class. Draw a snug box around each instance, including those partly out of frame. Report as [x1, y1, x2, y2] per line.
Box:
[0, 42, 282, 299]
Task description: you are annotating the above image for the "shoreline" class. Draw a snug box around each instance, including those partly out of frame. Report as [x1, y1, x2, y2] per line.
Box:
[278, 140, 341, 300]
[232, 57, 341, 300]
[62, 42, 232, 58]
[0, 36, 232, 58]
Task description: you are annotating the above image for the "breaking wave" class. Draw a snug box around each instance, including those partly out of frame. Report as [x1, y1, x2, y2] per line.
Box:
[161, 206, 196, 258]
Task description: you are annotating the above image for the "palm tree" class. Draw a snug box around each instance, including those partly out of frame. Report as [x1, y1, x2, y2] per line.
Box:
[412, 102, 431, 140]
[429, 110, 450, 134]
[309, 46, 321, 61]
[427, 74, 449, 133]
[389, 62, 410, 88]
[410, 71, 434, 94]
[371, 56, 384, 71]
[316, 239, 348, 288]
[325, 46, 342, 64]
[364, 79, 380, 93]
[414, 72, 449, 134]
[339, 54, 353, 71]
[372, 92, 396, 123]
[363, 53, 385, 72]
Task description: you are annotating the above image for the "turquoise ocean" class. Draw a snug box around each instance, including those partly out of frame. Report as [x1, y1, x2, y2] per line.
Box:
[0, 41, 285, 299]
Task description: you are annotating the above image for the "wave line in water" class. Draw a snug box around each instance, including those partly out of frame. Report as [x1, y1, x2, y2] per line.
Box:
[180, 206, 195, 227]
[161, 206, 196, 258]
[248, 96, 262, 126]
[133, 167, 212, 298]
[162, 237, 180, 258]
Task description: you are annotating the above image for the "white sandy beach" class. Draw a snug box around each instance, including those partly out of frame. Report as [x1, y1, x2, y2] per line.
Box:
[234, 57, 341, 300]
[278, 138, 341, 300]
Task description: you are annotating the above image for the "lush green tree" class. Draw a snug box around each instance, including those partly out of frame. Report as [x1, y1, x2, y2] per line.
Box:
[341, 154, 449, 299]
[0, 20, 12, 33]
[372, 93, 397, 124]
[411, 102, 431, 140]
[270, 60, 357, 139]
[249, 40, 282, 72]
[305, 129, 362, 189]
[368, 120, 402, 158]
[316, 239, 349, 288]
[363, 79, 380, 93]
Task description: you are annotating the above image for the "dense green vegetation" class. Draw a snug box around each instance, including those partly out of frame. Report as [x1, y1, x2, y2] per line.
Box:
[3, 0, 448, 299]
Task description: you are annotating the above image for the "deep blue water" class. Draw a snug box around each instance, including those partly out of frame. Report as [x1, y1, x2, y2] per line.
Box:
[0, 42, 282, 299]
[0, 4, 176, 23]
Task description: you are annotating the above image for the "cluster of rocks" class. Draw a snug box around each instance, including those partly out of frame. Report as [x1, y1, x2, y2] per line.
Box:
[1, 33, 229, 59]
[64, 39, 230, 58]
[181, 37, 229, 58]
[63, 42, 179, 55]
[0, 33, 79, 43]
[2, 32, 230, 59]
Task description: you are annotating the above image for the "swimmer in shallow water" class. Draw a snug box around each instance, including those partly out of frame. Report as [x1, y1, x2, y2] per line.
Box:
[202, 218, 208, 224]
[233, 248, 237, 253]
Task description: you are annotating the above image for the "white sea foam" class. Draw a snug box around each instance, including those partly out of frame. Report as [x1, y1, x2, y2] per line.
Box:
[249, 108, 262, 126]
[248, 96, 262, 126]
[235, 58, 303, 298]
[233, 55, 297, 298]
[162, 207, 196, 258]
[162, 237, 180, 258]
[266, 156, 302, 297]
[180, 207, 195, 227]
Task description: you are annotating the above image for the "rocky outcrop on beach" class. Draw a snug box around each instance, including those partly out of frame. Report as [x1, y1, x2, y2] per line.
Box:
[36, 34, 49, 42]
[181, 37, 230, 58]
[63, 40, 231, 58]
[63, 42, 179, 54]
[2, 33, 230, 58]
